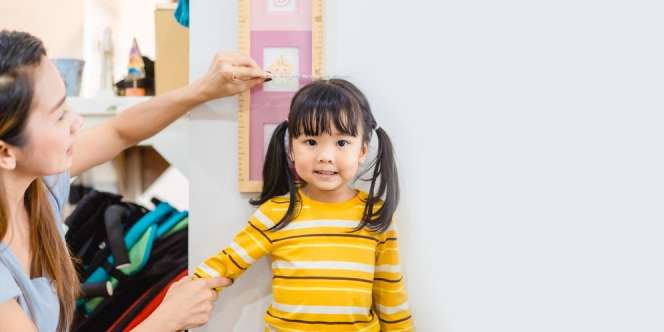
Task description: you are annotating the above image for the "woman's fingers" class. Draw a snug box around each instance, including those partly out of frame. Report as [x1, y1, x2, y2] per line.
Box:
[237, 77, 270, 91]
[198, 51, 270, 99]
[223, 52, 261, 69]
[204, 276, 232, 289]
[227, 65, 271, 81]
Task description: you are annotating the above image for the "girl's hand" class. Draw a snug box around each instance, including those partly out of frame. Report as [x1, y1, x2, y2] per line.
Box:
[143, 276, 231, 331]
[193, 52, 271, 101]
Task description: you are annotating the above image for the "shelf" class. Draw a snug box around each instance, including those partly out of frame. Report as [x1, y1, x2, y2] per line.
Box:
[67, 96, 190, 176]
[67, 96, 151, 115]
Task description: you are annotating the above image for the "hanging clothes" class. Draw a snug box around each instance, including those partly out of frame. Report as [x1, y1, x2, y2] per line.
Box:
[80, 202, 185, 314]
[108, 269, 188, 332]
[72, 225, 188, 331]
[175, 0, 189, 27]
[65, 189, 190, 331]
[65, 190, 147, 265]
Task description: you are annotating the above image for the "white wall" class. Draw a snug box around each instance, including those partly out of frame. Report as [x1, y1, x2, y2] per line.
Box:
[189, 2, 273, 331]
[82, 0, 166, 97]
[0, 0, 85, 58]
[0, 0, 166, 97]
[190, 1, 664, 331]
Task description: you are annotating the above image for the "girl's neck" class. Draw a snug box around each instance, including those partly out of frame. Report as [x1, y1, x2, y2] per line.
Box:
[300, 184, 357, 204]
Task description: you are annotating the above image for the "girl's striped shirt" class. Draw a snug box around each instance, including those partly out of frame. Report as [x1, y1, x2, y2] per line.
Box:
[194, 190, 413, 331]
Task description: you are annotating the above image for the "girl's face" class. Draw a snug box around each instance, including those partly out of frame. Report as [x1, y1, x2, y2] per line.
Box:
[11, 57, 83, 176]
[290, 124, 368, 200]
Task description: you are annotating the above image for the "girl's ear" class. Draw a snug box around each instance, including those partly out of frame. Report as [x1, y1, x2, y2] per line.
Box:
[288, 144, 295, 162]
[359, 142, 369, 164]
[0, 141, 17, 170]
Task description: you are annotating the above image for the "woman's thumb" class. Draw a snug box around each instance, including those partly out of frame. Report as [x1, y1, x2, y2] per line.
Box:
[205, 276, 232, 289]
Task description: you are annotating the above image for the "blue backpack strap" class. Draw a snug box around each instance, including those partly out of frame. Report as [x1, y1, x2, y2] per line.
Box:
[156, 211, 188, 238]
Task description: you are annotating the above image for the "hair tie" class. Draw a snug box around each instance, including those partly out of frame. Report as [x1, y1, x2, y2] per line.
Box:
[284, 126, 290, 157]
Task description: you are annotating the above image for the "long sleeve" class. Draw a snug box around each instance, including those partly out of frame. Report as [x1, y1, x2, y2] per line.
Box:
[373, 226, 414, 331]
[194, 206, 275, 284]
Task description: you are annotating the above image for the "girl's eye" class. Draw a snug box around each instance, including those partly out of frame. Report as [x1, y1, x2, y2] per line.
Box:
[337, 140, 350, 147]
[304, 139, 317, 146]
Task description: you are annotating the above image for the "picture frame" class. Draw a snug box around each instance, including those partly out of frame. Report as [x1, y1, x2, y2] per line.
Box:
[238, 0, 324, 192]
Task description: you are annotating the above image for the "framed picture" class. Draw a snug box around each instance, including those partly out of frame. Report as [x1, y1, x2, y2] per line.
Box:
[238, 0, 324, 192]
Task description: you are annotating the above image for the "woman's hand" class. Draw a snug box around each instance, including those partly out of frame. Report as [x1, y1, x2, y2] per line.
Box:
[132, 276, 231, 332]
[192, 52, 271, 101]
[70, 51, 270, 177]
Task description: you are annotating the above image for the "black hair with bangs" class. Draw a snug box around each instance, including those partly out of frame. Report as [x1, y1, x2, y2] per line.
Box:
[250, 79, 399, 233]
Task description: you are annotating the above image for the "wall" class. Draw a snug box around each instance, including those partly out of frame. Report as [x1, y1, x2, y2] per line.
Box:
[189, 1, 664, 331]
[82, 0, 164, 97]
[0, 0, 166, 97]
[189, 2, 273, 330]
[0, 0, 85, 58]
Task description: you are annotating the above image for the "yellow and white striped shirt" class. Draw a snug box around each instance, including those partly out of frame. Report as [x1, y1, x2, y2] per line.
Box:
[194, 190, 413, 331]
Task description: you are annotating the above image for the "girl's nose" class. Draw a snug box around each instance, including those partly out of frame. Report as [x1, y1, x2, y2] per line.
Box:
[317, 147, 334, 163]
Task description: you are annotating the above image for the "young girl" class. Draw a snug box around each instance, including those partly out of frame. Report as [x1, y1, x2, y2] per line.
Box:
[195, 79, 413, 331]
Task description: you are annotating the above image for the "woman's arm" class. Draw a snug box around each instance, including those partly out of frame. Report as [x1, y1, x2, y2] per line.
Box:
[129, 276, 230, 332]
[70, 52, 269, 177]
[0, 300, 39, 332]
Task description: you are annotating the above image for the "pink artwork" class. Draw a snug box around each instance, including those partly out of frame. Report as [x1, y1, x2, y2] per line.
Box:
[239, 0, 323, 192]
[251, 0, 312, 31]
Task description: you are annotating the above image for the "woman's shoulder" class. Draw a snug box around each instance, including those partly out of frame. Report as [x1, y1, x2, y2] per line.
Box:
[0, 250, 21, 304]
[42, 170, 70, 214]
[41, 171, 70, 235]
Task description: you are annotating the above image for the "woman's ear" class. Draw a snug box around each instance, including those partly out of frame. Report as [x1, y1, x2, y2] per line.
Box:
[0, 141, 17, 170]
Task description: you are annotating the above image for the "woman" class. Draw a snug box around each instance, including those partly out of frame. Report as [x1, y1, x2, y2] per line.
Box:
[0, 30, 269, 331]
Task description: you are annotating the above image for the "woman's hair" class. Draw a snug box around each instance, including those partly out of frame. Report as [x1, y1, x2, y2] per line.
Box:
[251, 79, 400, 233]
[0, 30, 78, 332]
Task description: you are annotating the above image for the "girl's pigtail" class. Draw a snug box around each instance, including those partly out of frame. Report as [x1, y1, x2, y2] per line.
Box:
[359, 127, 400, 233]
[250, 121, 300, 230]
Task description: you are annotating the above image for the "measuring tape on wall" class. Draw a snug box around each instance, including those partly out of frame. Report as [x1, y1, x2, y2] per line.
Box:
[238, 0, 325, 193]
